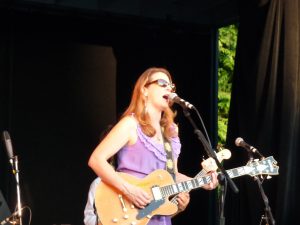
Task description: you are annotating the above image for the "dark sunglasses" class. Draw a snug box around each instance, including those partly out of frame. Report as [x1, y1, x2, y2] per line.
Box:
[145, 79, 176, 92]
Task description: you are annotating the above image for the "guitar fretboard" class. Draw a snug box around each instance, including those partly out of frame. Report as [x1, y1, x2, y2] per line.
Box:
[160, 156, 278, 198]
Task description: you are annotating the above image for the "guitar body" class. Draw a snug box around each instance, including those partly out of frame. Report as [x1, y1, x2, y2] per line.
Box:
[95, 169, 178, 225]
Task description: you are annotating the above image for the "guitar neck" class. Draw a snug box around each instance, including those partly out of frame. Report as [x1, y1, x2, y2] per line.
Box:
[169, 149, 231, 203]
[194, 169, 207, 179]
[161, 165, 250, 197]
[165, 156, 278, 199]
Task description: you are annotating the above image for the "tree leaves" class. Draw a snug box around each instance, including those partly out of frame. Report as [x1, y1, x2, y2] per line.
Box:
[218, 24, 238, 145]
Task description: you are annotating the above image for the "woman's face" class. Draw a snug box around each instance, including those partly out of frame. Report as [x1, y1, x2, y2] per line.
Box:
[144, 72, 175, 111]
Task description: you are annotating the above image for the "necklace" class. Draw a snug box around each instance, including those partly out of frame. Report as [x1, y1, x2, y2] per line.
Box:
[153, 126, 163, 142]
[154, 131, 162, 142]
[155, 135, 162, 142]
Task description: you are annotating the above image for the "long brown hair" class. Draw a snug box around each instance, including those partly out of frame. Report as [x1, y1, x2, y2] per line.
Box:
[122, 67, 177, 139]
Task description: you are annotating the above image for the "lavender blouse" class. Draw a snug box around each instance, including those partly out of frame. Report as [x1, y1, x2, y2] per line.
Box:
[116, 124, 181, 225]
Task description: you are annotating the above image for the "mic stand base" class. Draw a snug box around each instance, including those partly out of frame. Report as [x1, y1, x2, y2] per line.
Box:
[255, 176, 275, 225]
[1, 216, 21, 225]
[259, 214, 270, 225]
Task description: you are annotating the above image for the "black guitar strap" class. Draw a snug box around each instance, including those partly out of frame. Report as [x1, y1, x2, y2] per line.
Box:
[161, 130, 176, 181]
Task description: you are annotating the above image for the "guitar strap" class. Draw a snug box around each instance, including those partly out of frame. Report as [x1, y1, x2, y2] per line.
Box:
[161, 128, 176, 181]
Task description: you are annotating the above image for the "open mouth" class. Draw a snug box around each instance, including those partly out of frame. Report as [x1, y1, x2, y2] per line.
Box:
[163, 94, 169, 100]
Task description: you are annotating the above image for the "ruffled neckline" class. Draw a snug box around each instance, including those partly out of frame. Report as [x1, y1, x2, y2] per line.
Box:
[136, 125, 180, 162]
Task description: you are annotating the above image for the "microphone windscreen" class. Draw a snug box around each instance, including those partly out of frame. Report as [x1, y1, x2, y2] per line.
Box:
[2, 131, 14, 159]
[235, 137, 244, 147]
[168, 93, 178, 101]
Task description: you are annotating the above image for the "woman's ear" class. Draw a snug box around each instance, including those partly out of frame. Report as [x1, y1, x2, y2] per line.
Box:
[142, 87, 148, 97]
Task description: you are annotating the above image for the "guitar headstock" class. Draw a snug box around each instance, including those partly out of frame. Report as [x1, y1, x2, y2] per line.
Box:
[246, 156, 279, 176]
[217, 148, 232, 161]
[201, 149, 231, 172]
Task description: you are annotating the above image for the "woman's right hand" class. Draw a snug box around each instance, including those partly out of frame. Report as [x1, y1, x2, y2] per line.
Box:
[122, 183, 151, 208]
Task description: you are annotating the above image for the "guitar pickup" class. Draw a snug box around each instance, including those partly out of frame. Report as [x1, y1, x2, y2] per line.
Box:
[151, 186, 162, 200]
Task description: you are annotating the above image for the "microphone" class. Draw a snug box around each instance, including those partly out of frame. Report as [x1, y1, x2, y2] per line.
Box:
[2, 131, 14, 160]
[235, 137, 264, 158]
[168, 93, 195, 109]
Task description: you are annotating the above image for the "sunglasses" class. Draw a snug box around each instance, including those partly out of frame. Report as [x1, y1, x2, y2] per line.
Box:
[145, 79, 176, 92]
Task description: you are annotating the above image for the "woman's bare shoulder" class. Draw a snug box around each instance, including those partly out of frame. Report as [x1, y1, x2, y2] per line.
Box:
[118, 115, 138, 130]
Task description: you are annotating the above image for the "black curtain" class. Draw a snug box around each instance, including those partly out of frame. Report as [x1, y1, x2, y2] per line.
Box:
[225, 0, 299, 224]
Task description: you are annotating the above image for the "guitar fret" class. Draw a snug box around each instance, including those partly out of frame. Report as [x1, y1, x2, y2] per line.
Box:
[164, 186, 168, 196]
[177, 182, 184, 192]
[169, 186, 174, 195]
[190, 179, 195, 189]
[227, 169, 233, 177]
[228, 168, 238, 178]
[182, 181, 187, 190]
[196, 177, 205, 186]
[165, 187, 169, 196]
[162, 184, 179, 197]
[201, 176, 210, 185]
[186, 180, 193, 190]
[161, 186, 167, 197]
[166, 186, 172, 196]
[227, 167, 245, 178]
[237, 167, 246, 176]
[206, 176, 212, 183]
[192, 179, 198, 188]
[166, 186, 170, 196]
[172, 184, 178, 193]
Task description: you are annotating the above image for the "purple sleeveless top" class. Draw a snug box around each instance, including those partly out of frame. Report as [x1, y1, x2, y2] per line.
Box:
[116, 124, 181, 225]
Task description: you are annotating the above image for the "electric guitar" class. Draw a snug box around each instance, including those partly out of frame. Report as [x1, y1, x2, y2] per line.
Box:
[95, 156, 279, 225]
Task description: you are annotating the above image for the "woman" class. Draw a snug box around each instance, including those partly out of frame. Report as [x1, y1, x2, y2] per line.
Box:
[88, 67, 218, 225]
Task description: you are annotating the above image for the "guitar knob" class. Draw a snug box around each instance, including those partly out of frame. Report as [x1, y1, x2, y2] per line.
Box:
[131, 221, 137, 225]
[123, 214, 129, 219]
[112, 218, 118, 223]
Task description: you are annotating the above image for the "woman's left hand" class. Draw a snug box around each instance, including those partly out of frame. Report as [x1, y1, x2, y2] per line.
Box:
[176, 192, 190, 212]
[202, 171, 219, 190]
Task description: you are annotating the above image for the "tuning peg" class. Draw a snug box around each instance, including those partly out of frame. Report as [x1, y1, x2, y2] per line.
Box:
[267, 175, 272, 179]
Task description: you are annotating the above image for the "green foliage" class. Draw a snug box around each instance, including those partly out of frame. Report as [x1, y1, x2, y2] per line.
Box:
[217, 24, 238, 146]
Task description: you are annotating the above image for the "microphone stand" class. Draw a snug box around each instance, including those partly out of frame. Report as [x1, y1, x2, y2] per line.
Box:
[255, 176, 275, 225]
[218, 173, 227, 225]
[182, 108, 239, 225]
[245, 148, 275, 225]
[9, 156, 23, 225]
